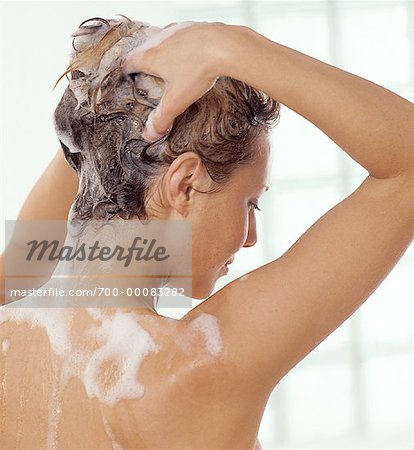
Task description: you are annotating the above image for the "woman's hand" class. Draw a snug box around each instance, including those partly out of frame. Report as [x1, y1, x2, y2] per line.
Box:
[123, 21, 230, 142]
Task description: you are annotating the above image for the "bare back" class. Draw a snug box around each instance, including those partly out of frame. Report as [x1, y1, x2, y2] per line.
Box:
[0, 306, 266, 449]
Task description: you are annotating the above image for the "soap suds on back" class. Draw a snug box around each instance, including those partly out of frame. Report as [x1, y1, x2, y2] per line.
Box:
[82, 311, 161, 407]
[1, 339, 9, 354]
[102, 415, 123, 450]
[190, 313, 223, 356]
[0, 308, 74, 358]
[47, 363, 64, 450]
[0, 303, 162, 450]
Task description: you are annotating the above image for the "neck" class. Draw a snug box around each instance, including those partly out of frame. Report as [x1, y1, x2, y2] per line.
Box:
[41, 217, 191, 310]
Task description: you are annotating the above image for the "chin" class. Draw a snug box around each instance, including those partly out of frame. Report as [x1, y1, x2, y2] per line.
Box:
[192, 287, 214, 300]
[191, 279, 216, 300]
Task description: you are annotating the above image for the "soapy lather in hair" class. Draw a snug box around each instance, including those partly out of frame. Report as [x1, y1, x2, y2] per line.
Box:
[53, 15, 280, 223]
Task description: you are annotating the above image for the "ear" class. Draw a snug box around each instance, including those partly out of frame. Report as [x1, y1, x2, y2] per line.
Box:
[161, 152, 210, 217]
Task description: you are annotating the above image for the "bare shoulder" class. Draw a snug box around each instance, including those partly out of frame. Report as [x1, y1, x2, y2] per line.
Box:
[184, 175, 414, 393]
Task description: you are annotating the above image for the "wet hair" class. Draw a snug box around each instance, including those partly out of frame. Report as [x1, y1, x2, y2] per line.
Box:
[54, 16, 281, 222]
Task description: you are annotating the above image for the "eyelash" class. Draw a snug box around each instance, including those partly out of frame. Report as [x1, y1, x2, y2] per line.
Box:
[249, 202, 262, 212]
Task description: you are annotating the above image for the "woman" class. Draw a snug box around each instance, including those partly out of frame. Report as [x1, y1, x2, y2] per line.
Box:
[1, 16, 413, 449]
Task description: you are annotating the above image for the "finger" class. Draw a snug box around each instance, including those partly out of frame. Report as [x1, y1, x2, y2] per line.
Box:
[143, 110, 169, 142]
[163, 22, 177, 29]
[143, 79, 217, 142]
[142, 85, 191, 142]
[123, 48, 144, 76]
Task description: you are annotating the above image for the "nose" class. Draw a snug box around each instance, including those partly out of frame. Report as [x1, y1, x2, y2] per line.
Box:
[243, 212, 258, 248]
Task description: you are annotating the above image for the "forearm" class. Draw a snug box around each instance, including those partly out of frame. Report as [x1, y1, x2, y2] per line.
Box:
[1, 149, 78, 305]
[17, 149, 78, 221]
[221, 25, 414, 180]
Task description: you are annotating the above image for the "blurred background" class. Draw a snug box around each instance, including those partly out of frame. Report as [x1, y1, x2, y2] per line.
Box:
[0, 0, 413, 448]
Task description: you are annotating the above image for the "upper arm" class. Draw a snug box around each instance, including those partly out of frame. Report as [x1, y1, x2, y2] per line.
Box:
[185, 174, 413, 391]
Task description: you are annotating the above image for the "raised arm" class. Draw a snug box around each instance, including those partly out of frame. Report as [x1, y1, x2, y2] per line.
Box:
[221, 26, 413, 180]
[14, 149, 78, 222]
[125, 22, 413, 179]
[156, 24, 414, 392]
[0, 149, 78, 304]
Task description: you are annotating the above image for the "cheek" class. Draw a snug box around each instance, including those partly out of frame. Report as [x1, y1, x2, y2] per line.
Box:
[192, 195, 248, 262]
[222, 205, 249, 250]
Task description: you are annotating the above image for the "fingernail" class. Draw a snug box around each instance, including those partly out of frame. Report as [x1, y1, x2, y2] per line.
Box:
[143, 111, 164, 142]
